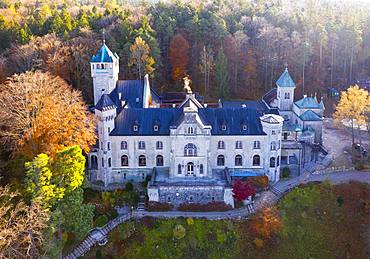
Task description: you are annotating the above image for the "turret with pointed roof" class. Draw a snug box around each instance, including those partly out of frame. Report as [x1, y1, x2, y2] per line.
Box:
[91, 41, 120, 105]
[276, 67, 296, 111]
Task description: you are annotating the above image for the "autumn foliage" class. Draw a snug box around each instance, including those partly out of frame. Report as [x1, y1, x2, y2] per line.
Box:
[169, 33, 190, 82]
[232, 179, 256, 201]
[0, 71, 96, 158]
[249, 206, 282, 240]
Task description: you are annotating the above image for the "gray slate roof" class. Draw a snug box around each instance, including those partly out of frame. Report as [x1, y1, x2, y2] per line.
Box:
[110, 108, 268, 136]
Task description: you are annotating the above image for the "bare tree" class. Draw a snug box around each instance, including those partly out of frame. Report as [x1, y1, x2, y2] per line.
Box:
[0, 185, 49, 258]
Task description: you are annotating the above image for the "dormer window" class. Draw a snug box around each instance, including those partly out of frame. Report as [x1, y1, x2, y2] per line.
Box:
[133, 125, 138, 131]
[97, 64, 101, 69]
[187, 127, 195, 135]
[154, 125, 159, 131]
[242, 125, 247, 131]
[221, 124, 227, 131]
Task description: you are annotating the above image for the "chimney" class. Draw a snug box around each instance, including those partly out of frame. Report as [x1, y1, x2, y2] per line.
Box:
[303, 94, 307, 98]
[118, 92, 122, 100]
[121, 100, 125, 107]
[136, 97, 139, 103]
[204, 104, 208, 108]
[242, 104, 246, 108]
[172, 104, 176, 108]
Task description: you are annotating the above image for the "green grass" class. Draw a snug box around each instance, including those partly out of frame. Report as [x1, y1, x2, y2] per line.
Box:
[85, 182, 370, 259]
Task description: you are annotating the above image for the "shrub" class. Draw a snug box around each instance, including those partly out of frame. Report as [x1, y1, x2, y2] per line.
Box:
[337, 196, 344, 207]
[232, 179, 256, 201]
[178, 202, 232, 212]
[186, 217, 194, 225]
[253, 238, 264, 249]
[281, 167, 291, 178]
[118, 221, 136, 240]
[141, 216, 155, 228]
[147, 201, 173, 211]
[95, 214, 109, 228]
[250, 176, 269, 190]
[354, 161, 365, 170]
[123, 191, 140, 207]
[95, 249, 102, 259]
[125, 181, 134, 192]
[173, 224, 186, 239]
[109, 209, 118, 220]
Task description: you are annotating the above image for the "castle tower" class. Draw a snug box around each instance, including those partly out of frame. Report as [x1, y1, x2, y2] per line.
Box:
[94, 94, 117, 186]
[276, 67, 296, 111]
[91, 41, 119, 105]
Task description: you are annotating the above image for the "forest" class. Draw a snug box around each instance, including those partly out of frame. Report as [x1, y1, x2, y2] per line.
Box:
[0, 0, 369, 103]
[0, 0, 370, 257]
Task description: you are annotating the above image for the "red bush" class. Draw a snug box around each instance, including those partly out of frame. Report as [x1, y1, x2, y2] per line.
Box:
[232, 179, 256, 201]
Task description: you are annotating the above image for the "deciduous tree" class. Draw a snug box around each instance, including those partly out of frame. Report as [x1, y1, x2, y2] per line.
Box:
[333, 85, 370, 145]
[0, 71, 96, 158]
[129, 36, 155, 80]
[215, 47, 229, 98]
[0, 185, 49, 258]
[169, 33, 190, 82]
[249, 206, 282, 240]
[232, 179, 256, 201]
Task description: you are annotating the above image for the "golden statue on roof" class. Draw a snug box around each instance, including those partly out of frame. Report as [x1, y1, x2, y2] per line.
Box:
[183, 75, 192, 94]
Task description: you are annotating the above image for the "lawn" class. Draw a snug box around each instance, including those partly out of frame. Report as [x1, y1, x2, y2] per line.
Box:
[85, 181, 370, 259]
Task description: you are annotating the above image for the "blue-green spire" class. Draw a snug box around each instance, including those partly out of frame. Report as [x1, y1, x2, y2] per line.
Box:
[91, 42, 119, 63]
[276, 68, 295, 88]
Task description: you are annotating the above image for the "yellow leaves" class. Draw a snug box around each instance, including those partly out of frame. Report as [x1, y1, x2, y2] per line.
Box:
[129, 36, 155, 78]
[334, 85, 370, 127]
[25, 145, 85, 209]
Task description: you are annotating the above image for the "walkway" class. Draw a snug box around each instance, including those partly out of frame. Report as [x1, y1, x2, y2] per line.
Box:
[63, 170, 370, 259]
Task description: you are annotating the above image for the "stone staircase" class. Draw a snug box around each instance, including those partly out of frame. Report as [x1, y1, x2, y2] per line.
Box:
[63, 213, 133, 259]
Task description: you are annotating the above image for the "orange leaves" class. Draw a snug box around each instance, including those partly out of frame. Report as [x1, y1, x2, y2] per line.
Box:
[249, 206, 282, 240]
[169, 33, 190, 82]
[0, 71, 96, 159]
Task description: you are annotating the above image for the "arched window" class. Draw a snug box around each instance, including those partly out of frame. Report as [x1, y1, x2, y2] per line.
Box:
[284, 92, 290, 99]
[235, 155, 242, 166]
[270, 157, 276, 168]
[217, 155, 225, 166]
[253, 155, 260, 166]
[156, 155, 164, 166]
[184, 143, 197, 157]
[218, 140, 225, 149]
[277, 156, 280, 166]
[270, 141, 276, 151]
[235, 141, 243, 149]
[121, 155, 128, 166]
[156, 141, 163, 150]
[121, 141, 127, 150]
[187, 127, 194, 134]
[138, 141, 145, 150]
[138, 155, 146, 166]
[253, 141, 260, 149]
[108, 158, 111, 167]
[200, 164, 204, 174]
[178, 164, 182, 174]
[91, 155, 98, 169]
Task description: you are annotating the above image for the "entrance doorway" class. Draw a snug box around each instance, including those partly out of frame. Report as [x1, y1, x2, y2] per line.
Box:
[186, 162, 195, 176]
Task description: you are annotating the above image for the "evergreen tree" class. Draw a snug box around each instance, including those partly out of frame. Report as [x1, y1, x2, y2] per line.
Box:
[215, 47, 229, 98]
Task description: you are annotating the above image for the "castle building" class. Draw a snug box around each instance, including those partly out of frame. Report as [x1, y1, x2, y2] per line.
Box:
[88, 43, 324, 207]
